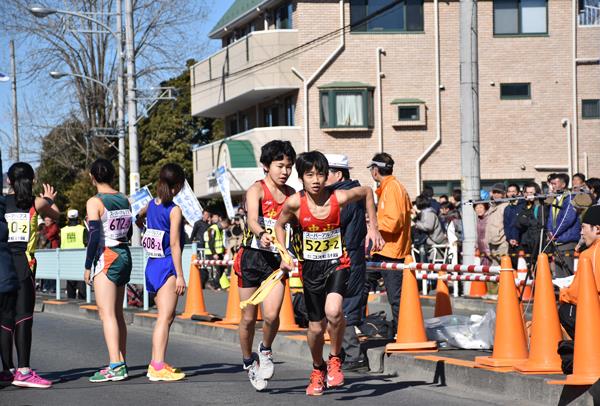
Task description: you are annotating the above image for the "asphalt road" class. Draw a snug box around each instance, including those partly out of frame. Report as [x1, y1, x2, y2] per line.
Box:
[0, 313, 510, 406]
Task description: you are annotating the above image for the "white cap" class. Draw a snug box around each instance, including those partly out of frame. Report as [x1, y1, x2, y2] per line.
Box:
[325, 154, 352, 170]
[67, 209, 79, 219]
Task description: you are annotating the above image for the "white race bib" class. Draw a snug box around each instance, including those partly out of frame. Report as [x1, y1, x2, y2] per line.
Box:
[5, 213, 30, 243]
[142, 229, 166, 258]
[106, 209, 132, 240]
[251, 217, 290, 253]
[302, 228, 342, 260]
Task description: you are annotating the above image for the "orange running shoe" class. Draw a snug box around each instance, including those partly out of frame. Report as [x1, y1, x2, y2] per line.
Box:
[327, 355, 344, 388]
[306, 368, 326, 396]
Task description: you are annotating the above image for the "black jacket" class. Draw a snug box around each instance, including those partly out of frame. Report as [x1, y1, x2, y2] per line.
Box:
[515, 202, 544, 253]
[327, 180, 368, 326]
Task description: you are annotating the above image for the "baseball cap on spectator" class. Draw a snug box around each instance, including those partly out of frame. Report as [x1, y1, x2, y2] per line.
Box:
[325, 154, 351, 169]
[491, 183, 506, 193]
[67, 209, 79, 219]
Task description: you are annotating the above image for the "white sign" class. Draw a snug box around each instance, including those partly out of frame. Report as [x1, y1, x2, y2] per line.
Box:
[216, 166, 235, 219]
[129, 186, 153, 216]
[174, 180, 203, 225]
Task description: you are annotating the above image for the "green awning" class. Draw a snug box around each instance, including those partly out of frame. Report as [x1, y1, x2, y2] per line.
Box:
[225, 140, 257, 168]
[391, 98, 426, 104]
[318, 81, 374, 89]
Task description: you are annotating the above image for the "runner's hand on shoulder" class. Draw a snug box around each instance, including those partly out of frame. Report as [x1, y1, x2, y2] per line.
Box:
[175, 275, 186, 296]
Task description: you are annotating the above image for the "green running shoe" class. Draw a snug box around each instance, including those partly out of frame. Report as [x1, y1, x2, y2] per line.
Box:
[89, 364, 128, 383]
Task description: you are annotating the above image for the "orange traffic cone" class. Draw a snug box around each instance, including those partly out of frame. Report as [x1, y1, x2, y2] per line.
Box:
[469, 250, 487, 298]
[180, 256, 209, 319]
[278, 277, 303, 331]
[475, 256, 528, 368]
[514, 254, 562, 374]
[386, 255, 437, 352]
[517, 252, 532, 301]
[217, 271, 241, 325]
[548, 258, 600, 385]
[434, 271, 452, 317]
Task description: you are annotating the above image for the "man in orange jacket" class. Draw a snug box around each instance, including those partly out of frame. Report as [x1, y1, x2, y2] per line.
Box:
[367, 153, 412, 334]
[558, 205, 600, 338]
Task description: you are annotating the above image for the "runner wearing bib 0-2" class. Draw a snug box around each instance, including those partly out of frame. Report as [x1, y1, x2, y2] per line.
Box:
[5, 195, 38, 280]
[297, 190, 350, 322]
[92, 193, 133, 286]
[235, 180, 294, 288]
[143, 199, 184, 293]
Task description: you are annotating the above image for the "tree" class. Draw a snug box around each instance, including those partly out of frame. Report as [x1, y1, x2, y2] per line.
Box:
[138, 60, 223, 189]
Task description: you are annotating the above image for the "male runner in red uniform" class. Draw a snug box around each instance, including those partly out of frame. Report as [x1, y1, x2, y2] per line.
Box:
[275, 151, 384, 396]
[234, 140, 296, 391]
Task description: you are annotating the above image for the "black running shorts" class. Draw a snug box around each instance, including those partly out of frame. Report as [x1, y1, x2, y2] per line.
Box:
[302, 258, 350, 322]
[235, 247, 282, 288]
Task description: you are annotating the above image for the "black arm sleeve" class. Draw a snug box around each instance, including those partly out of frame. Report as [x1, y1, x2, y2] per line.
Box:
[85, 220, 102, 269]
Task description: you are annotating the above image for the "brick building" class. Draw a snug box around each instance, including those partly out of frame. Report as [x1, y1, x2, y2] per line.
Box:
[190, 0, 600, 200]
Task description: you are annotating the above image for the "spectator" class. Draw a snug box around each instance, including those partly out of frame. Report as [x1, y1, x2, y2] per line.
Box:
[572, 173, 586, 192]
[42, 216, 60, 293]
[515, 182, 544, 264]
[36, 223, 48, 250]
[475, 202, 491, 266]
[585, 178, 600, 205]
[413, 195, 448, 261]
[191, 210, 211, 250]
[440, 201, 463, 244]
[503, 183, 523, 268]
[438, 194, 449, 205]
[485, 183, 509, 298]
[546, 173, 581, 277]
[422, 186, 440, 214]
[226, 216, 244, 258]
[451, 189, 462, 207]
[204, 214, 226, 290]
[325, 154, 368, 372]
[61, 209, 87, 300]
[558, 205, 600, 339]
[367, 152, 412, 335]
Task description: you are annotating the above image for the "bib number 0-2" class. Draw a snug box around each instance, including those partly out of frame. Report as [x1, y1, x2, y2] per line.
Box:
[142, 229, 166, 258]
[5, 213, 30, 243]
[302, 228, 342, 260]
[251, 217, 289, 253]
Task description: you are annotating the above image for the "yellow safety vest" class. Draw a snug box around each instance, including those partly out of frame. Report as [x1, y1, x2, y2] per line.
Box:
[61, 224, 86, 249]
[204, 224, 224, 255]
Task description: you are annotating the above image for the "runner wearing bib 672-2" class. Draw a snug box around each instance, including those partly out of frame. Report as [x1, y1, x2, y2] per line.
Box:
[275, 151, 384, 397]
[84, 159, 133, 383]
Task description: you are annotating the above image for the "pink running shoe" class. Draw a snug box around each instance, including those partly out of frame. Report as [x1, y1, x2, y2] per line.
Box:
[12, 370, 52, 388]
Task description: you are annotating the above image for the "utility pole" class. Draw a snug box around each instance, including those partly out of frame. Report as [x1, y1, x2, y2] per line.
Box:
[116, 0, 126, 194]
[125, 0, 140, 245]
[459, 0, 481, 265]
[10, 40, 19, 162]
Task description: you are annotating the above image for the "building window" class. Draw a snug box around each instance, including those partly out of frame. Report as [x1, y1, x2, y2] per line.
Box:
[263, 106, 280, 127]
[320, 89, 374, 128]
[579, 0, 600, 26]
[240, 114, 249, 132]
[582, 99, 600, 119]
[350, 0, 423, 32]
[285, 97, 295, 126]
[500, 83, 531, 99]
[275, 3, 293, 29]
[398, 106, 420, 121]
[229, 118, 238, 135]
[494, 0, 548, 35]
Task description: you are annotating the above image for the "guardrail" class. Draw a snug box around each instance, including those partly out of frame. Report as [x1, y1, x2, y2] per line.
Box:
[34, 244, 199, 311]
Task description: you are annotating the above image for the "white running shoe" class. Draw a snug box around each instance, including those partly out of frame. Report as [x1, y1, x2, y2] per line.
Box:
[257, 342, 275, 380]
[244, 353, 267, 391]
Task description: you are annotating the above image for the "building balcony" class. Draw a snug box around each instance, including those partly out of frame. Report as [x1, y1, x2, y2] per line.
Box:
[192, 126, 303, 199]
[191, 30, 300, 118]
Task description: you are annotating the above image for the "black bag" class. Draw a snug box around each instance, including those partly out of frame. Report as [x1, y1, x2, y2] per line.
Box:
[557, 340, 574, 374]
[292, 292, 309, 328]
[359, 311, 393, 339]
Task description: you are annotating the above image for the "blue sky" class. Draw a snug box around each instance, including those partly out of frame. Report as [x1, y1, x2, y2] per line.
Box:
[0, 0, 232, 172]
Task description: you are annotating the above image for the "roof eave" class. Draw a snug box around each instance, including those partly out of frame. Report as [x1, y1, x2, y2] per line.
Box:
[208, 0, 274, 39]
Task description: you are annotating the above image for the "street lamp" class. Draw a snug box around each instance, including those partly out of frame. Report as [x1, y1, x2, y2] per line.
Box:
[30, 5, 127, 196]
